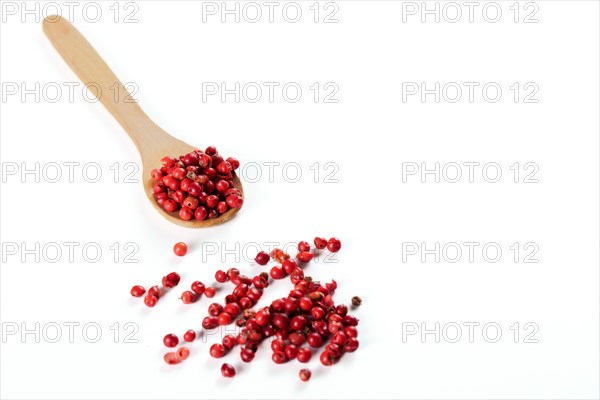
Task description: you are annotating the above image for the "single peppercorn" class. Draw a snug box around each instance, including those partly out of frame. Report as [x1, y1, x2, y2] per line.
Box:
[183, 330, 196, 342]
[255, 251, 269, 265]
[130, 285, 146, 297]
[173, 242, 187, 256]
[204, 287, 216, 298]
[299, 368, 312, 382]
[351, 296, 362, 307]
[210, 343, 226, 358]
[327, 237, 341, 252]
[221, 363, 236, 378]
[163, 334, 179, 348]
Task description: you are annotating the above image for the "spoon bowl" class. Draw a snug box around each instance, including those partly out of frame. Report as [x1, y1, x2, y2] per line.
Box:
[42, 16, 243, 227]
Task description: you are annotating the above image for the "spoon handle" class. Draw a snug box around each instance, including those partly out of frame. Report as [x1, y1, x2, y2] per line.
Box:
[42, 16, 164, 155]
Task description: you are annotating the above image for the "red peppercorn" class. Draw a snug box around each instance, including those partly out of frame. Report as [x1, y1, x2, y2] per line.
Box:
[297, 251, 314, 263]
[205, 146, 217, 155]
[153, 182, 165, 194]
[202, 316, 219, 330]
[183, 330, 196, 342]
[144, 295, 157, 307]
[148, 285, 162, 299]
[282, 259, 298, 275]
[271, 298, 285, 312]
[272, 313, 290, 330]
[163, 199, 178, 212]
[183, 196, 199, 210]
[162, 272, 181, 288]
[270, 266, 285, 280]
[176, 347, 190, 360]
[216, 179, 229, 193]
[227, 268, 240, 280]
[314, 237, 327, 249]
[275, 329, 289, 341]
[172, 189, 185, 203]
[163, 334, 179, 348]
[218, 312, 232, 325]
[233, 284, 248, 299]
[344, 326, 358, 338]
[173, 242, 188, 256]
[155, 192, 168, 206]
[320, 350, 335, 366]
[172, 167, 186, 180]
[298, 241, 310, 252]
[328, 320, 343, 334]
[226, 157, 240, 170]
[299, 297, 313, 311]
[307, 332, 323, 348]
[271, 248, 290, 263]
[204, 287, 216, 298]
[240, 347, 255, 362]
[290, 315, 308, 331]
[194, 206, 208, 220]
[343, 315, 359, 326]
[215, 270, 228, 283]
[284, 298, 299, 314]
[226, 194, 244, 208]
[297, 347, 312, 363]
[285, 344, 298, 360]
[180, 177, 192, 191]
[326, 343, 343, 358]
[288, 332, 306, 346]
[248, 329, 263, 343]
[290, 268, 305, 285]
[299, 368, 312, 382]
[221, 363, 236, 378]
[246, 288, 262, 303]
[205, 180, 216, 194]
[164, 352, 180, 365]
[205, 167, 217, 179]
[344, 337, 359, 352]
[271, 339, 286, 353]
[311, 306, 325, 320]
[205, 194, 218, 209]
[216, 161, 232, 174]
[272, 351, 287, 364]
[351, 296, 362, 307]
[224, 303, 241, 317]
[331, 331, 347, 346]
[191, 281, 206, 295]
[179, 206, 193, 220]
[252, 275, 268, 289]
[313, 320, 329, 337]
[180, 291, 197, 304]
[187, 181, 202, 197]
[151, 169, 163, 181]
[295, 280, 309, 292]
[161, 156, 176, 167]
[222, 335, 237, 350]
[210, 343, 226, 358]
[327, 237, 341, 253]
[217, 201, 228, 214]
[262, 324, 275, 338]
[255, 309, 270, 326]
[208, 303, 224, 316]
[168, 178, 180, 191]
[255, 251, 269, 265]
[130, 285, 145, 297]
[336, 304, 349, 316]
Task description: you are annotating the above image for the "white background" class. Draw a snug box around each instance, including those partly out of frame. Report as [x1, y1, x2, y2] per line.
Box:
[1, 1, 599, 399]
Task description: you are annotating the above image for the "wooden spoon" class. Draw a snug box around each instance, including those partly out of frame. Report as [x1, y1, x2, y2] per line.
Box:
[42, 16, 243, 228]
